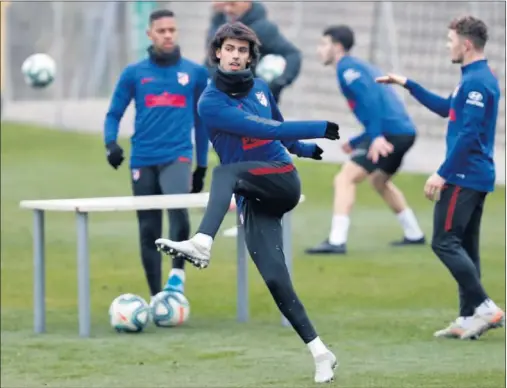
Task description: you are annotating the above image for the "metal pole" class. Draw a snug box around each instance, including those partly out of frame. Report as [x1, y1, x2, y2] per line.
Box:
[52, 1, 64, 128]
[281, 212, 293, 327]
[33, 210, 46, 334]
[382, 2, 405, 103]
[76, 212, 91, 337]
[236, 209, 248, 322]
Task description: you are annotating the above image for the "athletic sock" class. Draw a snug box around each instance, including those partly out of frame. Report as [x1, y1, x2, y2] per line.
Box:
[329, 215, 350, 245]
[396, 208, 424, 240]
[307, 336, 328, 358]
[193, 233, 213, 249]
[169, 268, 185, 282]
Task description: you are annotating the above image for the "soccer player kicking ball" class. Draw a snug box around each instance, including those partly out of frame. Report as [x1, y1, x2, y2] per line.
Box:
[306, 25, 426, 255]
[104, 10, 209, 302]
[156, 22, 340, 383]
[377, 15, 504, 340]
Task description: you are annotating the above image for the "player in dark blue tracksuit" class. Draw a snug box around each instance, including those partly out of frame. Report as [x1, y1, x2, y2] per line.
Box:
[377, 15, 504, 340]
[156, 22, 339, 384]
[307, 25, 425, 255]
[104, 10, 209, 302]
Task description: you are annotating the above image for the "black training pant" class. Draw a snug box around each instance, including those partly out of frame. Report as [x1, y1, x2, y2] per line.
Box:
[131, 160, 191, 296]
[198, 161, 318, 343]
[431, 184, 489, 317]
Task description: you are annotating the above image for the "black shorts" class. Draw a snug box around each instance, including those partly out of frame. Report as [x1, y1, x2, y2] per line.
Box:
[351, 134, 416, 175]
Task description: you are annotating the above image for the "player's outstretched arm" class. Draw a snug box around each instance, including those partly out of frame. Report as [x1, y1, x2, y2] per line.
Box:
[198, 94, 339, 141]
[103, 66, 134, 169]
[267, 89, 324, 159]
[376, 73, 450, 118]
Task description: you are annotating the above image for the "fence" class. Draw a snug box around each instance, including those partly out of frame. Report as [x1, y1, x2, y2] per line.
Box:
[3, 1, 506, 144]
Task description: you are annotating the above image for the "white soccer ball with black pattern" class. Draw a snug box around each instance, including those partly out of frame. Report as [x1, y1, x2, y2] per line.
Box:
[150, 291, 190, 327]
[21, 53, 56, 88]
[255, 54, 286, 84]
[109, 293, 150, 333]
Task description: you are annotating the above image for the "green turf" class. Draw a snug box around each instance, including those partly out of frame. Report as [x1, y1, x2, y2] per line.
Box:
[1, 123, 505, 388]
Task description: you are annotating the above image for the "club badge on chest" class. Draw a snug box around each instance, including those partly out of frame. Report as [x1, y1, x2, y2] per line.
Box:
[177, 72, 189, 86]
[256, 91, 268, 107]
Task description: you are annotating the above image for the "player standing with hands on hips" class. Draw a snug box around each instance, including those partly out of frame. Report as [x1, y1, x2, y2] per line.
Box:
[103, 10, 209, 303]
[156, 22, 341, 383]
[377, 15, 504, 340]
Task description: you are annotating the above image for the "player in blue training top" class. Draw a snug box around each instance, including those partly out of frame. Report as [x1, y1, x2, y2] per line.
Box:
[103, 9, 209, 303]
[156, 22, 340, 384]
[306, 25, 425, 255]
[377, 15, 504, 340]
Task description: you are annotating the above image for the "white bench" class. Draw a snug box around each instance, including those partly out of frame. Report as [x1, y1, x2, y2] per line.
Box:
[19, 192, 305, 337]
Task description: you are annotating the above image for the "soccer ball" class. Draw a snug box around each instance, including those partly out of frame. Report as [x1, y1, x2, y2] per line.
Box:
[21, 53, 56, 88]
[109, 293, 150, 333]
[150, 291, 190, 327]
[255, 54, 286, 83]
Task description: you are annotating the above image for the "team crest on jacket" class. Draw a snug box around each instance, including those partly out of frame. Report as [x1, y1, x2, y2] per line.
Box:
[177, 72, 189, 86]
[256, 91, 268, 107]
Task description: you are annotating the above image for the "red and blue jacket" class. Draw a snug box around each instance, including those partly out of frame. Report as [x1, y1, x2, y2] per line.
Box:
[406, 59, 499, 192]
[197, 78, 326, 166]
[336, 55, 416, 148]
[104, 56, 209, 169]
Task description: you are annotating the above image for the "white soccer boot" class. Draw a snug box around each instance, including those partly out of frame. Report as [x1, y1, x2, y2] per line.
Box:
[434, 317, 476, 339]
[314, 350, 338, 384]
[460, 303, 505, 340]
[155, 235, 211, 269]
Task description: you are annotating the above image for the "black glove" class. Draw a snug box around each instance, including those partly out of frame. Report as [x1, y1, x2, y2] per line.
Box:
[324, 121, 340, 140]
[106, 141, 124, 169]
[312, 145, 324, 160]
[191, 166, 207, 193]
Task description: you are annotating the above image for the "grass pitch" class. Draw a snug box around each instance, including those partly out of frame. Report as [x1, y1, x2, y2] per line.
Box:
[1, 123, 505, 387]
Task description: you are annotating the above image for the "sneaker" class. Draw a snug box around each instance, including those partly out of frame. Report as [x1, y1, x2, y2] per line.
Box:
[305, 240, 346, 255]
[156, 237, 211, 269]
[460, 308, 505, 340]
[434, 317, 476, 339]
[390, 236, 426, 246]
[314, 350, 338, 383]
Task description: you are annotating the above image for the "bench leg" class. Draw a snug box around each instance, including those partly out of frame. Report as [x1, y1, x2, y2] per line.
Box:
[33, 210, 46, 334]
[76, 211, 91, 337]
[236, 210, 248, 323]
[281, 212, 293, 327]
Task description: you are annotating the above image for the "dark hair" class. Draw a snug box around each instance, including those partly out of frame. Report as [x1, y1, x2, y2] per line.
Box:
[208, 22, 261, 66]
[449, 15, 488, 50]
[149, 9, 175, 24]
[323, 25, 355, 52]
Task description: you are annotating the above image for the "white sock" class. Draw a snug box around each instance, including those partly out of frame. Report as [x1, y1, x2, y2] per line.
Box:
[192, 233, 213, 249]
[329, 215, 350, 245]
[307, 336, 329, 358]
[396, 208, 424, 240]
[169, 268, 185, 282]
[476, 298, 499, 315]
